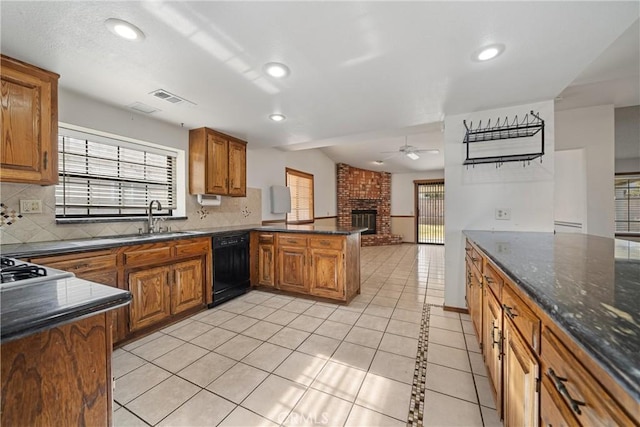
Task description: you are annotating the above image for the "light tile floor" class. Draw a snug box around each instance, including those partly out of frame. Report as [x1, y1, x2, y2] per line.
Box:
[113, 244, 501, 426]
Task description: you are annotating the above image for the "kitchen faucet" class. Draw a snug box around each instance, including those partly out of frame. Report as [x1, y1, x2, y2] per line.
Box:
[147, 200, 163, 234]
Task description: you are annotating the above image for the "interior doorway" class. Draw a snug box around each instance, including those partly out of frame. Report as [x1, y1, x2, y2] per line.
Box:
[415, 180, 445, 244]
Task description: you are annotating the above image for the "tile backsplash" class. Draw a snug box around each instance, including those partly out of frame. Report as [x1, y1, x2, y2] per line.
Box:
[0, 183, 262, 244]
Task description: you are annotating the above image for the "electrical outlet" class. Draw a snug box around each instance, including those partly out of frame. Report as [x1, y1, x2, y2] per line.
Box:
[495, 208, 511, 220]
[20, 199, 43, 214]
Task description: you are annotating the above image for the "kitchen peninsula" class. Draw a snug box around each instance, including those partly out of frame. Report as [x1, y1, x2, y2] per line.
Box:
[464, 231, 639, 426]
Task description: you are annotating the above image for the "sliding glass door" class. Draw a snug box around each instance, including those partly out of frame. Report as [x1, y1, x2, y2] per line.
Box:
[416, 180, 444, 244]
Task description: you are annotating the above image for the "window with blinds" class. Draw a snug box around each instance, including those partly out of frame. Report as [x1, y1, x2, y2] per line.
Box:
[615, 174, 640, 234]
[286, 168, 314, 224]
[56, 130, 177, 218]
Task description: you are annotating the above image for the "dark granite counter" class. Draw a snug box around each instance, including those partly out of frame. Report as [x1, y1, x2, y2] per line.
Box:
[463, 230, 640, 401]
[0, 224, 366, 258]
[1, 276, 132, 343]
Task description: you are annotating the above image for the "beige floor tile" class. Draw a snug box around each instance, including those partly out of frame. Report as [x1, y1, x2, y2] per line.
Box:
[377, 289, 402, 299]
[344, 404, 405, 427]
[161, 318, 194, 334]
[125, 375, 199, 425]
[314, 320, 352, 340]
[243, 304, 277, 320]
[114, 363, 171, 404]
[130, 334, 183, 361]
[197, 309, 237, 326]
[429, 327, 467, 350]
[481, 405, 503, 427]
[332, 341, 376, 371]
[355, 372, 412, 421]
[157, 390, 235, 427]
[113, 408, 148, 427]
[281, 300, 314, 314]
[218, 300, 256, 314]
[379, 333, 418, 358]
[219, 314, 259, 333]
[311, 360, 367, 402]
[243, 291, 274, 305]
[344, 326, 383, 349]
[369, 350, 416, 384]
[165, 320, 213, 341]
[327, 309, 361, 325]
[218, 406, 278, 427]
[427, 342, 472, 372]
[430, 306, 461, 319]
[391, 308, 423, 324]
[112, 351, 146, 379]
[207, 362, 269, 404]
[285, 388, 353, 427]
[122, 331, 163, 351]
[465, 333, 482, 353]
[261, 296, 292, 309]
[215, 334, 263, 360]
[474, 374, 497, 409]
[297, 334, 341, 359]
[243, 342, 293, 372]
[303, 304, 336, 319]
[469, 351, 487, 377]
[370, 296, 398, 308]
[426, 288, 444, 298]
[268, 327, 311, 350]
[462, 319, 475, 334]
[430, 315, 463, 332]
[396, 300, 425, 311]
[355, 314, 390, 332]
[241, 320, 283, 340]
[460, 313, 472, 321]
[153, 342, 209, 373]
[422, 390, 483, 427]
[177, 351, 236, 387]
[425, 363, 478, 404]
[264, 309, 299, 325]
[274, 351, 327, 386]
[190, 327, 237, 351]
[241, 375, 306, 423]
[363, 304, 394, 318]
[341, 301, 368, 313]
[287, 314, 325, 332]
[386, 319, 421, 338]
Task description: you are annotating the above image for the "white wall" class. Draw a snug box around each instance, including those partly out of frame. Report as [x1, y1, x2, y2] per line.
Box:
[554, 149, 587, 233]
[444, 100, 555, 309]
[614, 106, 640, 173]
[247, 148, 337, 222]
[556, 105, 615, 237]
[391, 171, 445, 215]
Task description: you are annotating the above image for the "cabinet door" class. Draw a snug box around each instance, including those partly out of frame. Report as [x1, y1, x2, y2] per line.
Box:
[128, 266, 171, 332]
[309, 247, 344, 300]
[466, 258, 483, 341]
[483, 287, 503, 414]
[503, 316, 539, 427]
[206, 133, 228, 194]
[1, 56, 58, 184]
[540, 375, 579, 427]
[258, 243, 275, 286]
[277, 245, 308, 293]
[171, 258, 205, 315]
[227, 139, 246, 196]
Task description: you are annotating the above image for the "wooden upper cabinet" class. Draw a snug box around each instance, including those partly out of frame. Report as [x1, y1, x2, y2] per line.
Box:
[1, 55, 59, 185]
[189, 127, 246, 197]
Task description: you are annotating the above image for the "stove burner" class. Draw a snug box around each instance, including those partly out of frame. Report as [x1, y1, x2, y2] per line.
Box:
[1, 257, 16, 268]
[0, 264, 48, 283]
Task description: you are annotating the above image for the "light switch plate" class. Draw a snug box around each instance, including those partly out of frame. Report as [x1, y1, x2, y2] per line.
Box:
[495, 208, 511, 220]
[20, 199, 43, 214]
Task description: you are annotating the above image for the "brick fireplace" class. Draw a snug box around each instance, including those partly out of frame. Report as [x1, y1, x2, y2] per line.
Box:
[337, 163, 403, 246]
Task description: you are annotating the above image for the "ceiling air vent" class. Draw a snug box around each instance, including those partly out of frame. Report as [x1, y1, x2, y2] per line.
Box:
[150, 89, 195, 106]
[128, 102, 160, 114]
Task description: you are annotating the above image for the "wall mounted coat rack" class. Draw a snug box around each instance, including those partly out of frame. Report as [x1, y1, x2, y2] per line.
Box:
[463, 111, 544, 167]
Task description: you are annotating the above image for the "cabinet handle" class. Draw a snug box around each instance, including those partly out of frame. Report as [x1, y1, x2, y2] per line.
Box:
[547, 368, 585, 415]
[319, 240, 330, 246]
[491, 320, 502, 359]
[467, 272, 472, 287]
[503, 304, 518, 319]
[484, 275, 494, 284]
[72, 263, 90, 270]
[471, 256, 479, 262]
[465, 247, 471, 252]
[43, 151, 48, 170]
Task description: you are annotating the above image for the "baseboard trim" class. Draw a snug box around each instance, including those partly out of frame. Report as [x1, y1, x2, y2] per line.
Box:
[443, 305, 469, 314]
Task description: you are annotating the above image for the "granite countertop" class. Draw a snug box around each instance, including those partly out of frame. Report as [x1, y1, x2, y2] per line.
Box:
[0, 224, 366, 258]
[464, 230, 640, 401]
[1, 276, 132, 343]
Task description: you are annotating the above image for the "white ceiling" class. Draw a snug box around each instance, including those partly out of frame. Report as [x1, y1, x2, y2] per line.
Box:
[1, 1, 638, 173]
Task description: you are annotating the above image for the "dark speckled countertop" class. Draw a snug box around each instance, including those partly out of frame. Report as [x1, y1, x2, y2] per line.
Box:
[1, 276, 131, 343]
[0, 224, 366, 258]
[464, 230, 640, 401]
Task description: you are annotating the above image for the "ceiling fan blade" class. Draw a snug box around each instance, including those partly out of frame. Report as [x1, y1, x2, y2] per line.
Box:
[379, 150, 399, 154]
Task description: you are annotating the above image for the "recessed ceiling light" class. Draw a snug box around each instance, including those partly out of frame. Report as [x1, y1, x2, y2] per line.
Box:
[264, 62, 290, 78]
[269, 113, 286, 122]
[105, 18, 145, 41]
[373, 160, 384, 165]
[474, 44, 505, 62]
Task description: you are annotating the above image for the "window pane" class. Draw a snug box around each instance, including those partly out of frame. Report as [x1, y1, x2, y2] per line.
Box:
[615, 174, 640, 235]
[286, 169, 314, 223]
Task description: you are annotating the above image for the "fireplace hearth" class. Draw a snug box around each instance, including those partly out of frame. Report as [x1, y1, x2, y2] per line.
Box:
[352, 210, 377, 235]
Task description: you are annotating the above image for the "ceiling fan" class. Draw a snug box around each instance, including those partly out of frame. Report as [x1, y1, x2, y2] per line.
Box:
[379, 137, 440, 162]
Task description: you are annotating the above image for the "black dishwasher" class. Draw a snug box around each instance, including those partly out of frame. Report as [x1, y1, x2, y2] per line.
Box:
[211, 232, 250, 307]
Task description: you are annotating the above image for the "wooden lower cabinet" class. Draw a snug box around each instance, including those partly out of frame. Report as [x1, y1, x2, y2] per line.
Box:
[503, 316, 539, 427]
[309, 247, 344, 299]
[1, 312, 114, 426]
[128, 265, 171, 332]
[278, 244, 308, 293]
[172, 258, 205, 314]
[540, 375, 579, 427]
[257, 234, 276, 287]
[483, 287, 503, 412]
[466, 257, 483, 340]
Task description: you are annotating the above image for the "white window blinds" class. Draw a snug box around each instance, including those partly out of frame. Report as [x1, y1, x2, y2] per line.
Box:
[615, 174, 640, 233]
[56, 131, 177, 218]
[286, 168, 314, 224]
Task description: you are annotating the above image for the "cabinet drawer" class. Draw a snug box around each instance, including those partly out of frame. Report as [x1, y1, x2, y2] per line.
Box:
[483, 261, 503, 300]
[31, 251, 117, 273]
[124, 246, 172, 266]
[309, 237, 343, 250]
[466, 255, 483, 283]
[278, 235, 307, 247]
[541, 375, 580, 427]
[258, 233, 274, 244]
[503, 284, 540, 352]
[465, 240, 482, 272]
[174, 239, 210, 257]
[541, 328, 635, 426]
